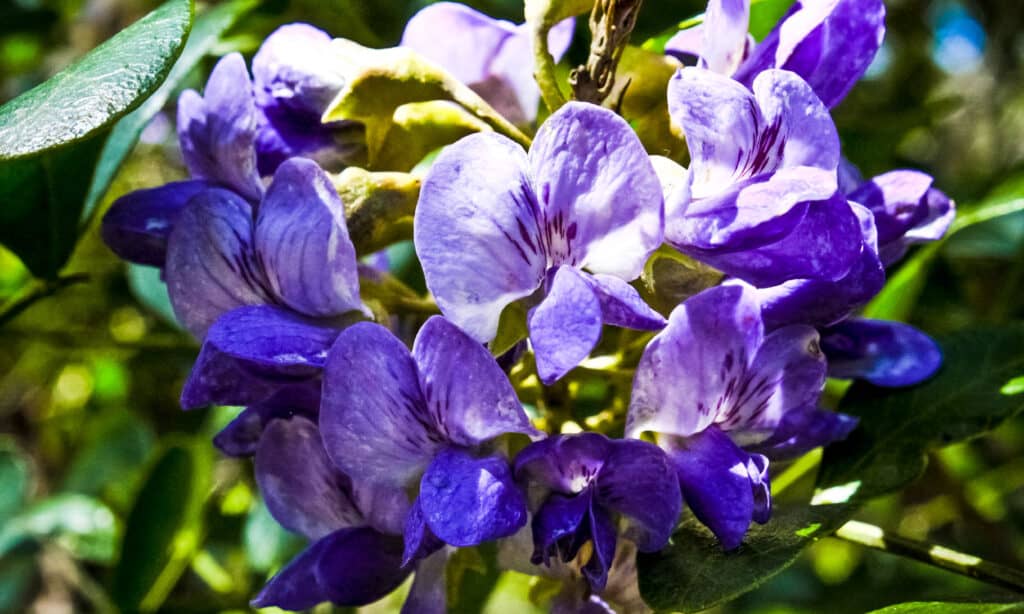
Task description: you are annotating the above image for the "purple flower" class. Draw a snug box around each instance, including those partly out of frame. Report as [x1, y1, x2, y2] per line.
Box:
[748, 169, 954, 387]
[848, 170, 955, 266]
[249, 414, 430, 611]
[102, 53, 263, 267]
[319, 316, 539, 563]
[668, 0, 886, 109]
[627, 284, 855, 549]
[663, 66, 863, 287]
[170, 157, 366, 425]
[252, 23, 364, 175]
[401, 2, 574, 124]
[514, 433, 681, 593]
[414, 102, 665, 384]
[165, 157, 362, 339]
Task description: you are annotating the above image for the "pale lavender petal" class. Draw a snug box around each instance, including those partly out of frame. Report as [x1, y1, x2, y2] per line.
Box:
[749, 405, 857, 460]
[751, 68, 840, 171]
[665, 427, 768, 550]
[627, 284, 764, 438]
[736, 0, 886, 109]
[838, 157, 864, 194]
[177, 53, 262, 201]
[664, 25, 705, 62]
[255, 416, 364, 540]
[701, 0, 751, 75]
[101, 180, 211, 267]
[252, 23, 345, 120]
[401, 2, 516, 89]
[164, 188, 270, 338]
[528, 266, 603, 385]
[412, 316, 537, 446]
[904, 187, 955, 245]
[489, 18, 575, 124]
[180, 305, 338, 409]
[584, 274, 666, 331]
[721, 324, 826, 437]
[682, 191, 863, 286]
[530, 102, 664, 279]
[321, 322, 440, 487]
[665, 167, 835, 251]
[414, 132, 546, 342]
[255, 158, 362, 317]
[418, 447, 528, 547]
[821, 318, 942, 387]
[515, 433, 611, 496]
[594, 439, 681, 552]
[401, 549, 449, 614]
[849, 170, 935, 245]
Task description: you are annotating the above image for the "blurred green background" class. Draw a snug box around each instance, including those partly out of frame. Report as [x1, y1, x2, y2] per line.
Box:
[2, 0, 1024, 612]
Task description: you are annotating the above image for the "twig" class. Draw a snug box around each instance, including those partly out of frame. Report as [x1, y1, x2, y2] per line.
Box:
[570, 0, 644, 104]
[834, 519, 1024, 593]
[0, 273, 90, 328]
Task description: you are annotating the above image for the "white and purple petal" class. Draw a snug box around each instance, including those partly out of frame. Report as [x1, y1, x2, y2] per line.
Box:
[101, 180, 211, 267]
[584, 274, 666, 331]
[627, 284, 764, 439]
[515, 433, 611, 496]
[414, 132, 546, 342]
[321, 322, 441, 487]
[255, 158, 362, 318]
[412, 316, 538, 446]
[821, 318, 942, 387]
[701, 0, 751, 75]
[164, 189, 270, 338]
[529, 102, 664, 279]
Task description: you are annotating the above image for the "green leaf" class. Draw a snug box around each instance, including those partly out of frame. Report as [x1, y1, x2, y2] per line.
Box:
[82, 0, 259, 223]
[0, 493, 119, 563]
[0, 0, 193, 278]
[112, 440, 212, 612]
[127, 263, 180, 327]
[637, 503, 852, 613]
[0, 439, 31, 525]
[867, 603, 1024, 614]
[817, 325, 1024, 504]
[449, 543, 502, 614]
[61, 409, 155, 509]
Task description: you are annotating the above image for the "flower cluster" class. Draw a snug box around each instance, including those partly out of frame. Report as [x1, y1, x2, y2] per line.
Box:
[101, 0, 954, 611]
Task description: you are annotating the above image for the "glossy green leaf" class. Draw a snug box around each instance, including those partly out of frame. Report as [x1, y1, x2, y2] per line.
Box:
[0, 0, 193, 278]
[0, 493, 119, 563]
[112, 440, 212, 612]
[82, 0, 258, 223]
[867, 603, 1024, 614]
[817, 325, 1024, 504]
[637, 503, 852, 613]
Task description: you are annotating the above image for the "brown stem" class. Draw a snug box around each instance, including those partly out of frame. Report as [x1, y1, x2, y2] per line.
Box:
[570, 0, 644, 104]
